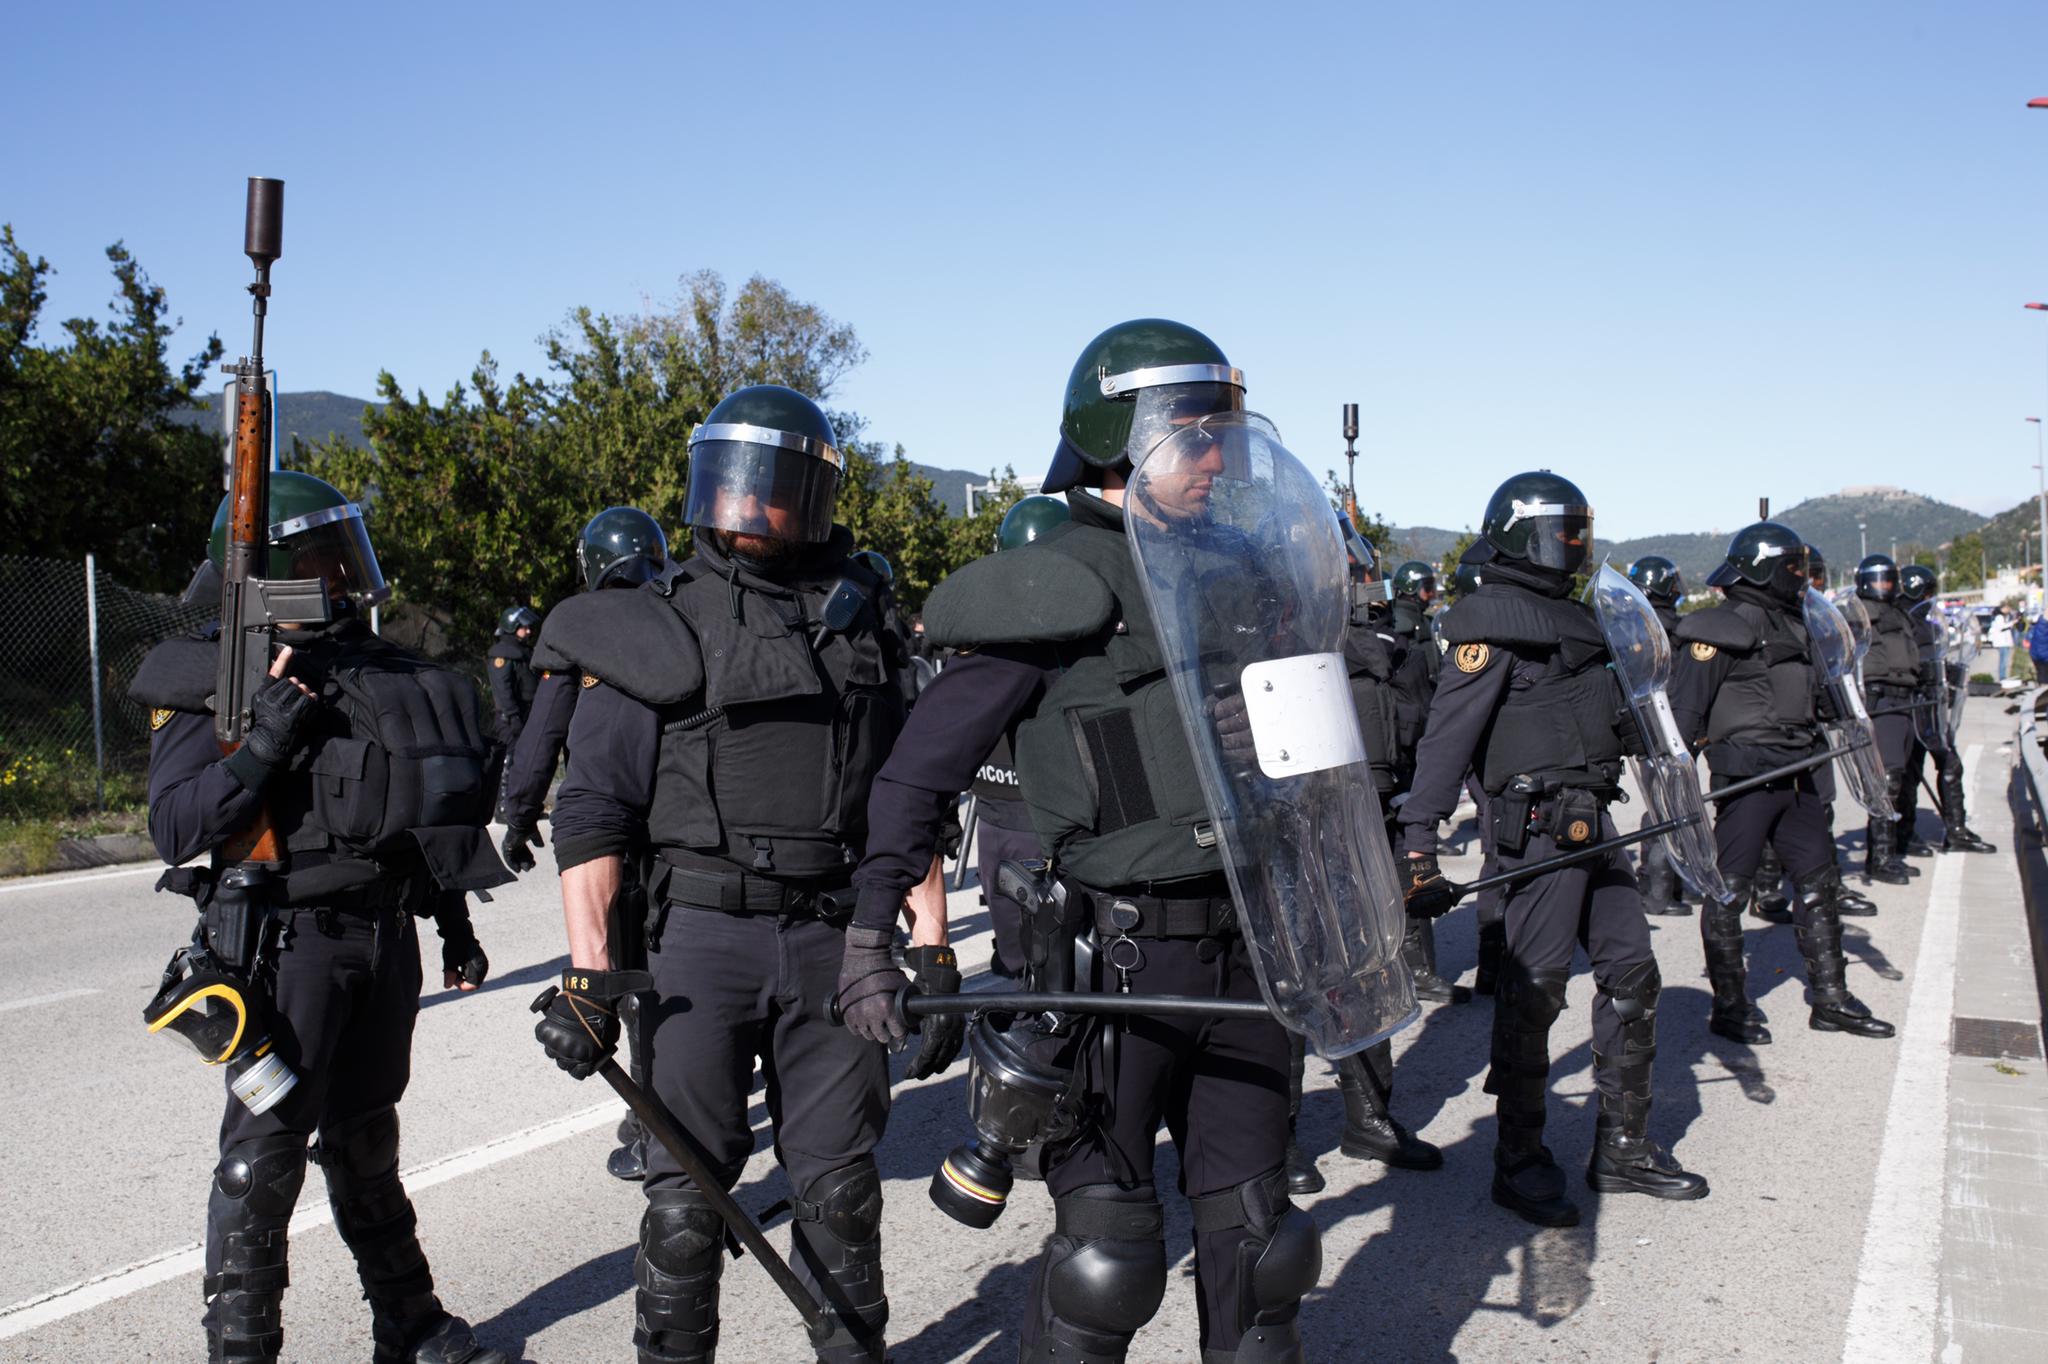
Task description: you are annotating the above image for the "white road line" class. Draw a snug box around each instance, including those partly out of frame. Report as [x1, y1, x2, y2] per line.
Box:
[0, 1098, 623, 1342]
[1838, 743, 1977, 1364]
[0, 987, 100, 1014]
[0, 864, 159, 895]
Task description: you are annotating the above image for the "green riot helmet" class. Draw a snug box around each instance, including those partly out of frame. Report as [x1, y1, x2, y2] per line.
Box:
[1044, 319, 1245, 493]
[1335, 509, 1393, 624]
[1855, 553, 1899, 603]
[684, 384, 842, 545]
[1392, 560, 1437, 604]
[206, 470, 389, 610]
[997, 495, 1071, 551]
[1704, 521, 1810, 601]
[1450, 558, 1485, 599]
[498, 605, 541, 636]
[1476, 471, 1595, 576]
[577, 506, 667, 590]
[1900, 563, 1939, 606]
[1626, 554, 1684, 606]
[853, 549, 894, 584]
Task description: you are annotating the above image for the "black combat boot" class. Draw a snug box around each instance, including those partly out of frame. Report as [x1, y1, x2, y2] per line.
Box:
[1639, 841, 1688, 917]
[1585, 960, 1709, 1200]
[1835, 881, 1880, 916]
[1474, 915, 1506, 996]
[204, 1134, 308, 1364]
[1701, 882, 1770, 1045]
[316, 1110, 506, 1364]
[1749, 845, 1793, 924]
[636, 1188, 724, 1364]
[1939, 756, 1995, 852]
[1335, 1041, 1441, 1170]
[1794, 871, 1896, 1039]
[1864, 807, 1911, 885]
[1281, 1035, 1325, 1196]
[1486, 965, 1578, 1227]
[1404, 917, 1472, 1004]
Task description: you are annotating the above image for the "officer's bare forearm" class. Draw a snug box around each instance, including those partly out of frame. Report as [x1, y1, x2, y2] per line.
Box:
[560, 856, 619, 970]
[903, 854, 948, 947]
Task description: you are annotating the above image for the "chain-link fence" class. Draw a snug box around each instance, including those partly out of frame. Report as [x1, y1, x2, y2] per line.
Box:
[0, 555, 210, 821]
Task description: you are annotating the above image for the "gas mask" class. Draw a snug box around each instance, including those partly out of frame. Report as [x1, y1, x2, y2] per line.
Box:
[928, 1014, 1082, 1229]
[143, 946, 298, 1115]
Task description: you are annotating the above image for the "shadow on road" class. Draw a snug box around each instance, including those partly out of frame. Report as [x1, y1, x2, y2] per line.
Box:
[472, 1242, 634, 1363]
[419, 954, 565, 1010]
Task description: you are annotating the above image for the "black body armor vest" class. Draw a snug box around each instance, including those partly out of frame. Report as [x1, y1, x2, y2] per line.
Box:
[1344, 626, 1401, 793]
[1859, 598, 1921, 689]
[1702, 600, 1819, 754]
[972, 730, 1023, 803]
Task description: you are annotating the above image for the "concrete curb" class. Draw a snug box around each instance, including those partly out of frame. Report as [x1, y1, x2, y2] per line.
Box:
[0, 832, 154, 879]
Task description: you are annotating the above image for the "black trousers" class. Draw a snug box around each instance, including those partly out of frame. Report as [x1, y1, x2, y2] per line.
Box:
[1030, 932, 1291, 1355]
[1711, 773, 1833, 881]
[974, 798, 1040, 979]
[1492, 812, 1655, 1109]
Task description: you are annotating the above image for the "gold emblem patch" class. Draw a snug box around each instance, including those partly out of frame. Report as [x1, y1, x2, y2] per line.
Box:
[492, 657, 506, 668]
[150, 707, 174, 731]
[581, 673, 601, 689]
[1567, 819, 1592, 842]
[1690, 641, 1718, 662]
[1454, 643, 1491, 673]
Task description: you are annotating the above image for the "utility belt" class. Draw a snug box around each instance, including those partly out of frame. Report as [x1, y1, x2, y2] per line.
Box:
[1490, 774, 1619, 858]
[1866, 680, 1918, 703]
[654, 853, 852, 923]
[1073, 872, 1238, 942]
[158, 860, 421, 917]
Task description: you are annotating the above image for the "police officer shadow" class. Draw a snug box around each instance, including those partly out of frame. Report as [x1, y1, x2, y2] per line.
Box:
[468, 1245, 636, 1363]
[417, 954, 568, 1011]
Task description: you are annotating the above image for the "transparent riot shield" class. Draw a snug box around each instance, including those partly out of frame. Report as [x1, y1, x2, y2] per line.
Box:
[1944, 606, 1976, 740]
[1125, 413, 1417, 1058]
[1803, 588, 1894, 819]
[1831, 589, 1873, 686]
[1912, 605, 1949, 751]
[1586, 566, 1727, 901]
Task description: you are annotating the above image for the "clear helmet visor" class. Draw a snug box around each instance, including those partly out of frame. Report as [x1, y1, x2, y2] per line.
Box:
[1525, 513, 1595, 573]
[684, 440, 840, 544]
[1125, 381, 1246, 468]
[270, 509, 389, 608]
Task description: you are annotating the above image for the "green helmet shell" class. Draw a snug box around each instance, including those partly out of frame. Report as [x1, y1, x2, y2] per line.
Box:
[1479, 471, 1595, 575]
[1046, 319, 1244, 492]
[1392, 561, 1436, 601]
[685, 384, 843, 544]
[578, 506, 667, 590]
[207, 470, 389, 608]
[997, 495, 1071, 551]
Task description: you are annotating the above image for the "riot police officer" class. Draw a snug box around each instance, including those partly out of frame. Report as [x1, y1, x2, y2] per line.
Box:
[531, 386, 950, 1364]
[1627, 556, 1692, 916]
[1401, 473, 1708, 1227]
[1855, 554, 1920, 881]
[1900, 564, 1995, 854]
[842, 321, 1322, 1362]
[1381, 558, 1468, 1002]
[1670, 523, 1895, 1044]
[132, 471, 508, 1364]
[484, 604, 541, 810]
[500, 505, 667, 1182]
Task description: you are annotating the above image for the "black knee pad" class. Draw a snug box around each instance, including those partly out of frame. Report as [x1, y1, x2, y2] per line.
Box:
[1190, 1170, 1321, 1337]
[1599, 959, 1660, 1058]
[314, 1106, 401, 1183]
[637, 1189, 725, 1363]
[1038, 1185, 1168, 1351]
[1506, 964, 1570, 1031]
[796, 1159, 883, 1250]
[214, 1133, 310, 1221]
[312, 1107, 413, 1243]
[640, 1189, 726, 1279]
[794, 1161, 887, 1358]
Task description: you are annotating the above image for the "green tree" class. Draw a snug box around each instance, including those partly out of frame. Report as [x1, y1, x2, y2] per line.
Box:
[0, 226, 225, 590]
[1437, 530, 1480, 583]
[1942, 530, 1986, 590]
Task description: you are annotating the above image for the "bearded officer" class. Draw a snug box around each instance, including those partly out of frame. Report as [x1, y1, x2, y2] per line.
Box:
[1853, 554, 1921, 881]
[532, 387, 951, 1364]
[1669, 522, 1895, 1044]
[501, 505, 667, 1182]
[1623, 556, 1693, 917]
[1399, 473, 1708, 1227]
[133, 471, 508, 1364]
[1900, 564, 1995, 854]
[842, 320, 1320, 1363]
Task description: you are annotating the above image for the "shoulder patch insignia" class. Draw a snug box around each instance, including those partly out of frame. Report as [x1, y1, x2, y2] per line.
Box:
[492, 656, 506, 668]
[581, 673, 601, 689]
[540, 670, 552, 680]
[150, 707, 174, 732]
[1567, 819, 1592, 842]
[1690, 641, 1718, 662]
[1454, 642, 1491, 673]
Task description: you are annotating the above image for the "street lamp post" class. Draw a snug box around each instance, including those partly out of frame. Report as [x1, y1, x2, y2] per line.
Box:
[1859, 520, 1867, 560]
[2031, 416, 2047, 589]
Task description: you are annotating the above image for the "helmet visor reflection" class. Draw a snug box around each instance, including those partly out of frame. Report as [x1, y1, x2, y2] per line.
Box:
[684, 440, 840, 544]
[1523, 513, 1594, 574]
[269, 510, 389, 608]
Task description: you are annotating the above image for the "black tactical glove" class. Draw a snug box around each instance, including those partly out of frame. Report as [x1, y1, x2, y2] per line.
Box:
[1213, 689, 1257, 768]
[837, 924, 909, 1048]
[901, 945, 964, 1080]
[500, 821, 542, 874]
[1614, 704, 1650, 758]
[533, 968, 645, 1079]
[222, 675, 318, 792]
[937, 812, 964, 862]
[1813, 686, 1842, 723]
[441, 930, 489, 990]
[1403, 852, 1457, 919]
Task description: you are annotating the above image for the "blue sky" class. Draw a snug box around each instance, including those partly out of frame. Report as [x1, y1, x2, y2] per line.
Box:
[9, 2, 2046, 539]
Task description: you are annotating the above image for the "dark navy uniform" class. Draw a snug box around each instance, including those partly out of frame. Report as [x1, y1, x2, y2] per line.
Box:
[135, 618, 508, 1364]
[499, 668, 576, 830]
[967, 729, 1039, 979]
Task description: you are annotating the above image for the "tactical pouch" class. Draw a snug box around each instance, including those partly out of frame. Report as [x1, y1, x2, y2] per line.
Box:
[203, 866, 273, 975]
[1493, 775, 1542, 858]
[1546, 787, 1602, 849]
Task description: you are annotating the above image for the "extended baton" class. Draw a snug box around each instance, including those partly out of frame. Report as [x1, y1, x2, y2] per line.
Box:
[530, 987, 834, 1346]
[1864, 698, 1939, 719]
[1444, 814, 1696, 902]
[1698, 741, 1863, 804]
[830, 988, 1272, 1032]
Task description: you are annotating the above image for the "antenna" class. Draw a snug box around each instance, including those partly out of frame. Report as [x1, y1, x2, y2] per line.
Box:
[1341, 403, 1360, 522]
[1758, 497, 1769, 520]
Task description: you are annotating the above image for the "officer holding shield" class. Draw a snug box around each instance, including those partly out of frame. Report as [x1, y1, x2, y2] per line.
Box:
[1626, 556, 1691, 916]
[1399, 473, 1708, 1228]
[844, 320, 1368, 1363]
[1669, 522, 1895, 1044]
[1900, 565, 1994, 854]
[1854, 554, 1922, 877]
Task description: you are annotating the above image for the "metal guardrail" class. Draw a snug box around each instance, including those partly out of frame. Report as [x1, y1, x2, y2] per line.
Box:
[2007, 698, 2048, 1029]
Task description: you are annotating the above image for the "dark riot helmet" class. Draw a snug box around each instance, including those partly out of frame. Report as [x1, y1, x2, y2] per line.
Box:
[1335, 510, 1394, 623]
[1855, 553, 1899, 602]
[1043, 319, 1245, 494]
[1626, 554, 1684, 605]
[498, 605, 541, 636]
[1450, 558, 1485, 599]
[997, 495, 1071, 551]
[1705, 521, 1810, 600]
[577, 506, 667, 590]
[853, 549, 894, 585]
[1476, 471, 1595, 576]
[1391, 560, 1436, 603]
[1899, 563, 1939, 605]
[201, 470, 390, 611]
[1807, 547, 1828, 588]
[685, 384, 843, 544]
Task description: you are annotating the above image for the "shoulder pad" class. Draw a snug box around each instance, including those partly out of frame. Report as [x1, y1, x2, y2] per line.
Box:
[924, 544, 1116, 648]
[531, 588, 704, 705]
[1674, 605, 1760, 654]
[486, 637, 524, 660]
[1436, 592, 1562, 649]
[128, 631, 218, 713]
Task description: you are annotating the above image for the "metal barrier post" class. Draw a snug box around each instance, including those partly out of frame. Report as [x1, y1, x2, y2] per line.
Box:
[84, 554, 106, 810]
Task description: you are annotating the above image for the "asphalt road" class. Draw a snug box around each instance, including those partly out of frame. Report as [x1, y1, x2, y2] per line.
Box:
[0, 724, 1991, 1363]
